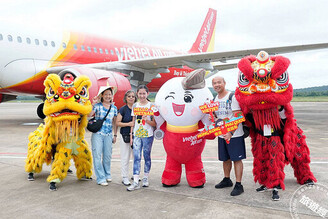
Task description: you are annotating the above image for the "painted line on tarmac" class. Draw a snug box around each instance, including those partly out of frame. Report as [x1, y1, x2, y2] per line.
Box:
[22, 123, 40, 126]
[1, 156, 328, 164]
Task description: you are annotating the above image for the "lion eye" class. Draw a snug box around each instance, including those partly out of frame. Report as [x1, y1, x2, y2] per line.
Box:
[48, 87, 55, 97]
[79, 86, 88, 98]
[276, 71, 289, 85]
[238, 71, 250, 87]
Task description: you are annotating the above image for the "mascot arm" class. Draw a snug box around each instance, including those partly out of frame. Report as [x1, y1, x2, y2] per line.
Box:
[201, 115, 217, 140]
[153, 107, 165, 129]
[201, 114, 212, 126]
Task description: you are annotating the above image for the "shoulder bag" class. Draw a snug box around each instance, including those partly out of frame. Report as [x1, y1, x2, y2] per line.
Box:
[87, 105, 112, 133]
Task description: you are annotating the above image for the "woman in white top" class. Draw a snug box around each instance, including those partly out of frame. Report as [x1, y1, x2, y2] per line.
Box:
[116, 90, 137, 186]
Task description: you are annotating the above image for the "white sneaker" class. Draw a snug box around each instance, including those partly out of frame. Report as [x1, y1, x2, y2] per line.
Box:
[142, 177, 149, 187]
[122, 177, 131, 186]
[99, 182, 108, 186]
[127, 182, 140, 191]
[106, 178, 112, 182]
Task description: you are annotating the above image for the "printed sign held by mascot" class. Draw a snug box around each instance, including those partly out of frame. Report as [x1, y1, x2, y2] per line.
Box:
[154, 69, 213, 188]
[235, 51, 316, 200]
[25, 73, 93, 191]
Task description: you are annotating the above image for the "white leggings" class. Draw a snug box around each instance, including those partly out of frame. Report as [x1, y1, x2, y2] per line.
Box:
[120, 135, 133, 178]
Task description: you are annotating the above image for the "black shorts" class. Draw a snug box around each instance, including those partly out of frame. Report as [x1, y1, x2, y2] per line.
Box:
[218, 136, 246, 161]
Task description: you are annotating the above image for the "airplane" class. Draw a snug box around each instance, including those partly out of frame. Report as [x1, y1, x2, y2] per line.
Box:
[1, 8, 328, 119]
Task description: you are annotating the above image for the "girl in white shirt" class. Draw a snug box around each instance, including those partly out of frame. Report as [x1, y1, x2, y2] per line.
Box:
[127, 85, 156, 191]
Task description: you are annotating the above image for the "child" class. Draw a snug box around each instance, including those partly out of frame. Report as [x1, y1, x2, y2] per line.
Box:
[127, 85, 156, 191]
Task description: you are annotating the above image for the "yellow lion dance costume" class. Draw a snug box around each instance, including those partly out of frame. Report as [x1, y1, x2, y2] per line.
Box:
[25, 73, 93, 191]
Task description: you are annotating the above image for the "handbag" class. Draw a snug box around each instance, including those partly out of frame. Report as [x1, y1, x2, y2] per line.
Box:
[121, 133, 131, 143]
[87, 105, 111, 133]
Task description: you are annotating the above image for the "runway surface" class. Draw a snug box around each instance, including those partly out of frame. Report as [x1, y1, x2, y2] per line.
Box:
[1, 102, 327, 218]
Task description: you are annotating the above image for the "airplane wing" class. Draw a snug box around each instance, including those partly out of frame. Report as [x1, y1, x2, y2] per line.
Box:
[212, 63, 237, 71]
[47, 42, 328, 81]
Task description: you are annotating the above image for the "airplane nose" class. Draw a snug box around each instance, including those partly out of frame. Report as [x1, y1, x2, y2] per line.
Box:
[0, 59, 36, 89]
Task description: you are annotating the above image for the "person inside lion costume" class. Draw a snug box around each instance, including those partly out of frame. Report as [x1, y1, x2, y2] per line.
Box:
[25, 73, 93, 191]
[235, 51, 316, 201]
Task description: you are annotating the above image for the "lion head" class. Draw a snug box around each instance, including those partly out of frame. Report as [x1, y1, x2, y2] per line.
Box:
[235, 51, 293, 112]
[43, 73, 92, 142]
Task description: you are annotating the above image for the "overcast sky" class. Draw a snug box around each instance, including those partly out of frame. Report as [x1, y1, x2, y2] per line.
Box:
[1, 0, 328, 90]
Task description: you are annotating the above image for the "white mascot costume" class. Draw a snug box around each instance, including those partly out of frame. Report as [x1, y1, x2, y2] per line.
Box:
[154, 69, 213, 187]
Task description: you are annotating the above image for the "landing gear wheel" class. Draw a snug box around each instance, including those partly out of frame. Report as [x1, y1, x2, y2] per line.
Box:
[37, 103, 46, 119]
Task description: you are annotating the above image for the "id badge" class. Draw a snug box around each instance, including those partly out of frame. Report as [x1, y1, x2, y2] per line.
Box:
[263, 124, 272, 136]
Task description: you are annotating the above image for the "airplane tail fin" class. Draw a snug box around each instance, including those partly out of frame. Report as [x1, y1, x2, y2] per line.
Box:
[189, 8, 217, 53]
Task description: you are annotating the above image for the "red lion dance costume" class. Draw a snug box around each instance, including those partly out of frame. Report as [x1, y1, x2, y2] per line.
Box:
[235, 51, 316, 200]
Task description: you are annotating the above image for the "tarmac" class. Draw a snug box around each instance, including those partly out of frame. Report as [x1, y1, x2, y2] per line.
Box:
[0, 102, 327, 218]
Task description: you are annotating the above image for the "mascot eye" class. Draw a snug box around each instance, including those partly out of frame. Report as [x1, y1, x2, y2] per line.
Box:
[165, 92, 175, 100]
[48, 87, 55, 97]
[184, 93, 194, 103]
[276, 71, 289, 85]
[79, 86, 88, 98]
[238, 71, 250, 87]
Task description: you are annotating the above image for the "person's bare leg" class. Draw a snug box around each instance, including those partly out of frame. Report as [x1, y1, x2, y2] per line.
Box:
[233, 160, 243, 182]
[223, 160, 232, 178]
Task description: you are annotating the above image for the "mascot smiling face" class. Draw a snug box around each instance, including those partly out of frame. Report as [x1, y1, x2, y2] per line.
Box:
[155, 76, 213, 127]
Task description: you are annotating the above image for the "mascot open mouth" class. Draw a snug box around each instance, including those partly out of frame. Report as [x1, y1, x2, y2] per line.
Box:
[50, 109, 79, 117]
[172, 103, 185, 116]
